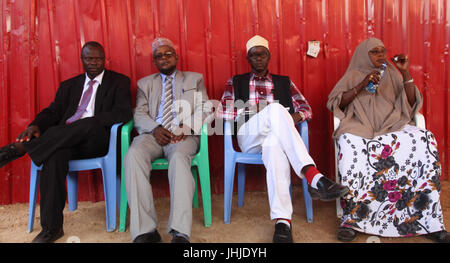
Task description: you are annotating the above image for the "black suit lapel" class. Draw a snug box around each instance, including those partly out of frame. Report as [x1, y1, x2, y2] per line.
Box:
[94, 70, 110, 115]
[66, 74, 86, 119]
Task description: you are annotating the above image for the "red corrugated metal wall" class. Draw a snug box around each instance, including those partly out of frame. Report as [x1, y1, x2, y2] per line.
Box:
[1, 0, 449, 204]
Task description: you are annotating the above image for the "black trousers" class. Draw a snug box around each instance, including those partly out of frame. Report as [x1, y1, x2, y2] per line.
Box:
[23, 117, 109, 232]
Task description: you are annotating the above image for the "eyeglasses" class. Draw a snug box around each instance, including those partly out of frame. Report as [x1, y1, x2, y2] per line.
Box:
[368, 48, 387, 55]
[248, 52, 269, 60]
[154, 51, 175, 60]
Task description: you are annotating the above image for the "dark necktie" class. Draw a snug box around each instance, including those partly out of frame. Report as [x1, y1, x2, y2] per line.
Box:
[66, 79, 96, 124]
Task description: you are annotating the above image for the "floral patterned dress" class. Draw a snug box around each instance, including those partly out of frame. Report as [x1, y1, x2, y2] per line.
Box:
[338, 125, 446, 237]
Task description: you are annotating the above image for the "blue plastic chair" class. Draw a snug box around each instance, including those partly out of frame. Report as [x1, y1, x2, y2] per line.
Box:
[223, 120, 313, 224]
[27, 122, 122, 233]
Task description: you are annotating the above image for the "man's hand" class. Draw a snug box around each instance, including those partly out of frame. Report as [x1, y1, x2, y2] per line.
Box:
[153, 126, 173, 146]
[171, 124, 189, 144]
[291, 112, 304, 124]
[16, 125, 41, 142]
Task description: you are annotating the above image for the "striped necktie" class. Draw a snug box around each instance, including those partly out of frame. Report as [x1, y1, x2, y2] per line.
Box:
[161, 76, 174, 131]
[66, 79, 96, 124]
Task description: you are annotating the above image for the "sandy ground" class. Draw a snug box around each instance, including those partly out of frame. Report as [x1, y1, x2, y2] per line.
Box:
[0, 181, 449, 243]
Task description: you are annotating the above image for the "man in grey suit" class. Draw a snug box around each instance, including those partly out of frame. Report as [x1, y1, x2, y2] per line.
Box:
[124, 38, 210, 243]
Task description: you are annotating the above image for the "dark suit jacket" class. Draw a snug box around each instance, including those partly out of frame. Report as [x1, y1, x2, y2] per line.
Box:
[30, 69, 133, 133]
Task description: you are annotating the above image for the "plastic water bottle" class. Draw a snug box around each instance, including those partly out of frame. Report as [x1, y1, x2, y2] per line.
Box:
[366, 63, 386, 93]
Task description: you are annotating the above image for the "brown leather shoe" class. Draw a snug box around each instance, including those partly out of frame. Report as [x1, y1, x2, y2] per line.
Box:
[308, 177, 349, 201]
[31, 228, 64, 243]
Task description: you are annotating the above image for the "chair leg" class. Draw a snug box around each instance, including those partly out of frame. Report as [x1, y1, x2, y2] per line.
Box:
[102, 167, 117, 232]
[237, 163, 246, 207]
[119, 171, 128, 232]
[67, 172, 78, 212]
[192, 167, 199, 209]
[224, 156, 236, 224]
[197, 163, 212, 227]
[28, 167, 40, 233]
[302, 177, 313, 223]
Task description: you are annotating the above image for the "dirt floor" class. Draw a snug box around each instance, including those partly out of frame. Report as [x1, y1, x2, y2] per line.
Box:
[0, 181, 449, 243]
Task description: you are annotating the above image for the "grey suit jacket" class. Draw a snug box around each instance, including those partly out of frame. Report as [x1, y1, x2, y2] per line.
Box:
[134, 71, 210, 135]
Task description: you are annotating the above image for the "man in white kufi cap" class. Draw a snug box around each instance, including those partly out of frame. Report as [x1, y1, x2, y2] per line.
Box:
[217, 35, 349, 243]
[124, 37, 211, 243]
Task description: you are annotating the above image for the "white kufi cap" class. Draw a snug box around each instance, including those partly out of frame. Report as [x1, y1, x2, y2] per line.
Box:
[246, 35, 269, 53]
[152, 37, 175, 53]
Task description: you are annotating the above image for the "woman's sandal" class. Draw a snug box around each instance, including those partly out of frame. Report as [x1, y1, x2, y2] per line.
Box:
[337, 227, 357, 242]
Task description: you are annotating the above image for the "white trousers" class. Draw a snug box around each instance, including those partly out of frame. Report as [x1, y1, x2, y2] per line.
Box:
[237, 103, 315, 220]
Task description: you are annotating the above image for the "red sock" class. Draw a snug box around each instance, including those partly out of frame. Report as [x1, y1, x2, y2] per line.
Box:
[304, 166, 320, 185]
[276, 218, 291, 226]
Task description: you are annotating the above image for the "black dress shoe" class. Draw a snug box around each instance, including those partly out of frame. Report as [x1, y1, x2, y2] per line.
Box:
[426, 230, 450, 243]
[308, 177, 349, 201]
[0, 144, 24, 168]
[133, 230, 162, 243]
[272, 223, 293, 243]
[171, 235, 190, 243]
[337, 227, 357, 242]
[31, 228, 64, 243]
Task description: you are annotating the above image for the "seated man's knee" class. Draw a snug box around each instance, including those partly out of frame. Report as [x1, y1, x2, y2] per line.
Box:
[267, 102, 287, 114]
[124, 144, 142, 166]
[169, 151, 191, 166]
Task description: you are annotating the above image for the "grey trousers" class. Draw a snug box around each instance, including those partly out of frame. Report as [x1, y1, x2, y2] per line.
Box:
[124, 133, 199, 241]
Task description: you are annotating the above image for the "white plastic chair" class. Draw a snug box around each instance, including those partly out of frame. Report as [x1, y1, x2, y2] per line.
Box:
[334, 113, 425, 218]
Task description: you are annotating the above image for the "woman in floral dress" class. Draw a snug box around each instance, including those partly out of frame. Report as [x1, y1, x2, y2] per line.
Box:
[327, 38, 449, 242]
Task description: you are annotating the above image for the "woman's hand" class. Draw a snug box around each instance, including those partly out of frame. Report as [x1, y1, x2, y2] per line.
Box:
[363, 70, 381, 86]
[390, 54, 411, 80]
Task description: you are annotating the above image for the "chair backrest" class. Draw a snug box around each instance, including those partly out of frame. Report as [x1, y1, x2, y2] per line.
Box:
[333, 112, 425, 132]
[105, 122, 121, 161]
[224, 121, 237, 154]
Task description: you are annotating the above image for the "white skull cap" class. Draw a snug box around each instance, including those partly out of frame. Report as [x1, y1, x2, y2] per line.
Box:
[152, 37, 175, 53]
[246, 35, 269, 53]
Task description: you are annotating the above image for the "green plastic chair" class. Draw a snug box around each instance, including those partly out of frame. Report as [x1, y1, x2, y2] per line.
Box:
[119, 120, 212, 232]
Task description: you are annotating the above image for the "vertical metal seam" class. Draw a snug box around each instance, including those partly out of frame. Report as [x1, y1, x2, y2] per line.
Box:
[125, 0, 137, 87]
[72, 0, 82, 71]
[202, 0, 214, 95]
[227, 0, 236, 76]
[99, 0, 110, 68]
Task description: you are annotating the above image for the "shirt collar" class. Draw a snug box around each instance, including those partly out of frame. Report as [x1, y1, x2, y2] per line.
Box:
[160, 70, 177, 83]
[85, 70, 105, 85]
[250, 71, 272, 82]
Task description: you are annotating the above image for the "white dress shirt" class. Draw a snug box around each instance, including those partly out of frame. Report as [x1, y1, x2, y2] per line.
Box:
[80, 70, 105, 119]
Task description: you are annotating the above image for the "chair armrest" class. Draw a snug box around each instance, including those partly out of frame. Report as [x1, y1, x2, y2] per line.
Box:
[297, 121, 309, 151]
[333, 116, 340, 131]
[199, 123, 209, 154]
[224, 121, 235, 154]
[121, 120, 134, 157]
[414, 113, 425, 129]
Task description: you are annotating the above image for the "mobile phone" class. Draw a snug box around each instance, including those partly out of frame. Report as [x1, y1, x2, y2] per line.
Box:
[392, 55, 405, 63]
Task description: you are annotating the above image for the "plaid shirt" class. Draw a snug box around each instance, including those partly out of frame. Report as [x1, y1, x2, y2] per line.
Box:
[217, 73, 312, 122]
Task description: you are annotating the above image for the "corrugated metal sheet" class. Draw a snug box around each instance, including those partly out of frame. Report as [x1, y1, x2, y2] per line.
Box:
[0, 0, 449, 204]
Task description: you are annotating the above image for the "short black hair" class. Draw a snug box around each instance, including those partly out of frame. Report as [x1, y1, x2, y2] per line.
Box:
[81, 41, 105, 56]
